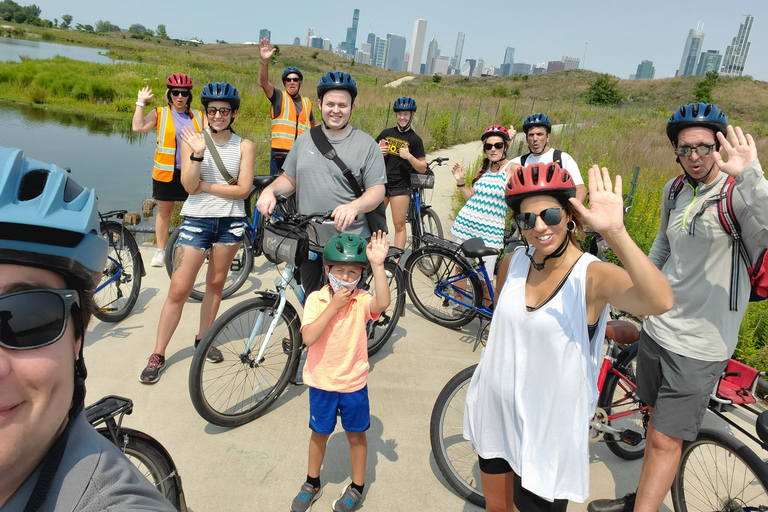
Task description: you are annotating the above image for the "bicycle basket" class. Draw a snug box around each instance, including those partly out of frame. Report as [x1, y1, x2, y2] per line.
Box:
[411, 169, 435, 189]
[262, 220, 310, 267]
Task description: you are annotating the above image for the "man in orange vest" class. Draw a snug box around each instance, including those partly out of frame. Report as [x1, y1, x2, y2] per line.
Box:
[259, 38, 318, 176]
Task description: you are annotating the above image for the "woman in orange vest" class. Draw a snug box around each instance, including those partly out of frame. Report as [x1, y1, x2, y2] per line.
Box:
[132, 73, 206, 267]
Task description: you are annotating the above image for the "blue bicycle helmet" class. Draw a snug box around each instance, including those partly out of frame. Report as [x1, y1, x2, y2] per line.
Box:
[201, 82, 241, 110]
[523, 113, 552, 134]
[0, 147, 107, 288]
[393, 97, 417, 112]
[282, 66, 303, 82]
[317, 71, 357, 102]
[666, 103, 727, 143]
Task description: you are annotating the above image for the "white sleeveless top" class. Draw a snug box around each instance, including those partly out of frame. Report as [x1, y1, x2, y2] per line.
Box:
[463, 247, 609, 503]
[181, 129, 246, 219]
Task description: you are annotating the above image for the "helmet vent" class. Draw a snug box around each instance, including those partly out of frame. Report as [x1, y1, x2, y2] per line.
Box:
[18, 169, 49, 201]
[335, 241, 344, 252]
[546, 164, 556, 182]
[357, 243, 364, 255]
[531, 165, 539, 185]
[691, 104, 700, 117]
[704, 104, 713, 116]
[516, 168, 525, 186]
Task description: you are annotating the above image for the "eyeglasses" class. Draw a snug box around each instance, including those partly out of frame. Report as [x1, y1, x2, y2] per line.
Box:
[674, 144, 715, 157]
[206, 107, 232, 116]
[0, 289, 79, 351]
[284, 77, 301, 82]
[514, 207, 563, 230]
[170, 90, 191, 98]
[484, 142, 505, 151]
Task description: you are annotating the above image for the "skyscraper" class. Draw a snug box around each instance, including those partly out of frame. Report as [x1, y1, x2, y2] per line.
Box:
[721, 14, 753, 77]
[425, 36, 439, 75]
[293, 37, 301, 46]
[450, 32, 465, 71]
[409, 19, 427, 74]
[305, 28, 314, 47]
[676, 22, 705, 77]
[635, 60, 655, 79]
[562, 56, 580, 70]
[501, 47, 515, 76]
[385, 33, 406, 72]
[339, 8, 360, 55]
[374, 37, 387, 68]
[259, 29, 271, 42]
[696, 50, 722, 76]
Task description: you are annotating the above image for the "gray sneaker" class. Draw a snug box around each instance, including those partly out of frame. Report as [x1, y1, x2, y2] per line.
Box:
[332, 486, 362, 512]
[291, 482, 322, 512]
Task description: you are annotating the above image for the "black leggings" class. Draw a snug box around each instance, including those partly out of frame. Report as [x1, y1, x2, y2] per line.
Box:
[478, 457, 568, 512]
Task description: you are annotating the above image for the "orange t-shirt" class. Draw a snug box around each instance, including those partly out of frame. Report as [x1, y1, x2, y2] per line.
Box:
[301, 286, 379, 392]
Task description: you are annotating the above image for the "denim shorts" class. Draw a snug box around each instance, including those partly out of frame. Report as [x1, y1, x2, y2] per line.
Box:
[308, 386, 370, 435]
[177, 216, 245, 254]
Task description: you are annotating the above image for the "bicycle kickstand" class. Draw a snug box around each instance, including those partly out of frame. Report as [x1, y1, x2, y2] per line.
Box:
[473, 319, 490, 352]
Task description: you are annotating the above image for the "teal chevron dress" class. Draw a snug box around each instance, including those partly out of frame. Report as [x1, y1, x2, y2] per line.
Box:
[450, 168, 508, 249]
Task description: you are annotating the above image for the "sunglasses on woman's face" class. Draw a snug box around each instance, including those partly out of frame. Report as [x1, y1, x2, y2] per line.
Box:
[206, 107, 232, 116]
[170, 90, 191, 98]
[484, 142, 505, 151]
[515, 207, 563, 230]
[0, 289, 79, 351]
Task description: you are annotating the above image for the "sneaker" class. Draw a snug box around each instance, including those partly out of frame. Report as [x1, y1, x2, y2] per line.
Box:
[139, 354, 166, 384]
[150, 248, 165, 267]
[332, 486, 362, 512]
[290, 482, 322, 512]
[587, 492, 636, 512]
[194, 338, 223, 363]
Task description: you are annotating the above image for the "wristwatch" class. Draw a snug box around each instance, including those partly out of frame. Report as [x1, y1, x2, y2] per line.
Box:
[189, 154, 204, 162]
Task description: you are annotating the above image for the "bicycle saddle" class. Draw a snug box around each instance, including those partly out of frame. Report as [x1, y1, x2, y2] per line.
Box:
[253, 175, 276, 189]
[461, 238, 498, 259]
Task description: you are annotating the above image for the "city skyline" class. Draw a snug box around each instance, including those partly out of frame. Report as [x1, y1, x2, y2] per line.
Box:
[26, 0, 768, 82]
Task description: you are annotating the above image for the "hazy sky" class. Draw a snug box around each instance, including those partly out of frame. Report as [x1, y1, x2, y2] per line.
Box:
[32, 0, 766, 81]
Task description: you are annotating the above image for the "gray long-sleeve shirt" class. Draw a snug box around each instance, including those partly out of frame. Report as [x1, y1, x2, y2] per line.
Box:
[645, 159, 768, 361]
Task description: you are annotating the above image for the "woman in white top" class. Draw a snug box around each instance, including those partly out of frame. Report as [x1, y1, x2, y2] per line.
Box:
[463, 163, 673, 512]
[139, 82, 254, 384]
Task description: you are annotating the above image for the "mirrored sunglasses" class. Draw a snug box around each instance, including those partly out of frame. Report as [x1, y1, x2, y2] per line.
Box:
[514, 207, 563, 230]
[674, 144, 715, 157]
[284, 77, 301, 82]
[0, 289, 79, 351]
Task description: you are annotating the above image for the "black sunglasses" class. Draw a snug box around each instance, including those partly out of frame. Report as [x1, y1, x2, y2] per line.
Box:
[0, 289, 79, 351]
[674, 144, 715, 157]
[206, 107, 232, 116]
[170, 90, 191, 98]
[515, 207, 563, 230]
[284, 77, 301, 82]
[484, 142, 505, 151]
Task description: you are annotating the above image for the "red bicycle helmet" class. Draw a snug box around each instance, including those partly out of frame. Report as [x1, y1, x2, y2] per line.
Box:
[505, 162, 575, 210]
[167, 73, 193, 88]
[481, 125, 510, 142]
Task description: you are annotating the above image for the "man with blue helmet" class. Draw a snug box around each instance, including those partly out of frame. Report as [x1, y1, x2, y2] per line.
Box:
[589, 104, 768, 512]
[259, 38, 318, 176]
[0, 147, 175, 511]
[512, 113, 586, 201]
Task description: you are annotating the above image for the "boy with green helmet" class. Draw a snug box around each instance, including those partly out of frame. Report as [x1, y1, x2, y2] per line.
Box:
[291, 231, 390, 512]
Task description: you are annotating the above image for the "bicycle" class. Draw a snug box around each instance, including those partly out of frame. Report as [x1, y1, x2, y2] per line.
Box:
[672, 359, 768, 512]
[85, 395, 187, 511]
[164, 175, 293, 301]
[406, 157, 448, 253]
[94, 210, 145, 322]
[430, 320, 648, 507]
[188, 211, 406, 427]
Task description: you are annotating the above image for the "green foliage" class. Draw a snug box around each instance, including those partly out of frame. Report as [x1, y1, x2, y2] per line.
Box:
[432, 74, 441, 83]
[586, 73, 624, 106]
[430, 111, 452, 149]
[490, 84, 509, 98]
[60, 13, 71, 29]
[41, 31, 54, 41]
[694, 70, 719, 103]
[310, 51, 318, 59]
[510, 86, 521, 98]
[12, 10, 24, 22]
[156, 24, 167, 39]
[128, 23, 145, 34]
[94, 20, 120, 33]
[25, 84, 46, 103]
[735, 302, 768, 371]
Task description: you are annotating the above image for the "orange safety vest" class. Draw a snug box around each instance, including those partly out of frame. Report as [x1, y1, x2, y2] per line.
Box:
[271, 91, 312, 151]
[153, 107, 203, 182]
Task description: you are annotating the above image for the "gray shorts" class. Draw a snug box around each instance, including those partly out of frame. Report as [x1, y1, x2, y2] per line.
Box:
[636, 330, 728, 441]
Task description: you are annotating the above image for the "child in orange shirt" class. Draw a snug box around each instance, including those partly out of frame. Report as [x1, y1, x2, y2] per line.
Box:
[291, 231, 391, 512]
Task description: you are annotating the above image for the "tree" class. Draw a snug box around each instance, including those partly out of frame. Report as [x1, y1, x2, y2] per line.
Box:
[129, 23, 145, 34]
[95, 20, 120, 33]
[585, 73, 624, 106]
[12, 10, 24, 23]
[60, 13, 71, 29]
[694, 71, 719, 104]
[156, 24, 167, 39]
[21, 3, 39, 17]
[53, 17, 57, 26]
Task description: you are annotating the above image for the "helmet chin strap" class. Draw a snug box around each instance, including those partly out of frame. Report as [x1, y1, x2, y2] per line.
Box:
[396, 118, 412, 132]
[524, 233, 571, 271]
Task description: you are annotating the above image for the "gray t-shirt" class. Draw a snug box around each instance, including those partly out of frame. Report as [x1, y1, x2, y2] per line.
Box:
[283, 126, 387, 244]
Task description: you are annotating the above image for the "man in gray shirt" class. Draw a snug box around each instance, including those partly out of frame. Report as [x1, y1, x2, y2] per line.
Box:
[257, 71, 386, 293]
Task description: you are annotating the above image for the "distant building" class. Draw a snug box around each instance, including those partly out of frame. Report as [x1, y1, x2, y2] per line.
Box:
[511, 62, 531, 75]
[532, 63, 546, 74]
[696, 50, 722, 75]
[450, 32, 465, 71]
[293, 37, 301, 46]
[409, 19, 427, 74]
[547, 60, 565, 72]
[402, 52, 410, 72]
[721, 14, 753, 77]
[433, 56, 450, 75]
[309, 36, 323, 49]
[460, 60, 471, 76]
[323, 38, 331, 52]
[635, 60, 655, 79]
[339, 8, 359, 55]
[425, 36, 439, 74]
[676, 22, 705, 77]
[374, 37, 387, 68]
[386, 33, 406, 71]
[305, 28, 314, 47]
[474, 59, 484, 77]
[629, 74, 636, 80]
[259, 29, 271, 42]
[355, 49, 370, 65]
[562, 56, 580, 70]
[501, 47, 515, 76]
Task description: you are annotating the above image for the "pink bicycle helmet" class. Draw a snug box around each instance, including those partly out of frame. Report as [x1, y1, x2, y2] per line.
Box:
[167, 73, 193, 88]
[481, 125, 510, 142]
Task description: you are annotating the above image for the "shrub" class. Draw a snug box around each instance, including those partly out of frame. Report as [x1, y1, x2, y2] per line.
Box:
[585, 74, 624, 106]
[26, 85, 46, 104]
[694, 71, 718, 103]
[432, 75, 441, 83]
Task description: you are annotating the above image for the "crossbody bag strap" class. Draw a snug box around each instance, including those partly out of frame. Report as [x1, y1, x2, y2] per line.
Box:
[201, 130, 237, 185]
[309, 126, 364, 197]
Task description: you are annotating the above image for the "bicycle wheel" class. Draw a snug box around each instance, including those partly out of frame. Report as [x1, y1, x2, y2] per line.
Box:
[405, 247, 482, 328]
[430, 364, 485, 507]
[422, 207, 443, 239]
[598, 344, 647, 460]
[97, 428, 180, 510]
[671, 429, 768, 512]
[363, 261, 405, 357]
[94, 222, 142, 323]
[188, 296, 301, 427]
[165, 226, 254, 301]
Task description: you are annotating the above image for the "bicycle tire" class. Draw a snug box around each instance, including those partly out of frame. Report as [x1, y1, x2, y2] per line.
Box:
[363, 261, 405, 357]
[430, 364, 485, 507]
[94, 222, 142, 322]
[422, 207, 443, 239]
[188, 296, 301, 427]
[96, 428, 180, 510]
[164, 226, 254, 301]
[405, 247, 482, 328]
[671, 428, 768, 512]
[597, 343, 647, 460]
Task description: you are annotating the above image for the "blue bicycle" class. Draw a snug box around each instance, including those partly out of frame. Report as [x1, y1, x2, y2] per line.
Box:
[406, 157, 448, 253]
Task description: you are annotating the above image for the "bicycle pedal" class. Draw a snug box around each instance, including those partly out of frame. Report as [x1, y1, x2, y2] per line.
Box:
[281, 337, 292, 355]
[619, 429, 643, 446]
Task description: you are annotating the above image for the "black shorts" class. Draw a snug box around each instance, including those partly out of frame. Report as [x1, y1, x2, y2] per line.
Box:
[478, 457, 569, 512]
[152, 168, 188, 202]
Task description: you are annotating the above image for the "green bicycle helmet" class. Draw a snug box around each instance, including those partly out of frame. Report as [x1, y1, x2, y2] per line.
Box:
[323, 233, 368, 268]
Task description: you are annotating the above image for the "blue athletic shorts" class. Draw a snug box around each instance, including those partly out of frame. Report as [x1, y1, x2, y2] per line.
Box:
[308, 386, 370, 435]
[177, 216, 245, 254]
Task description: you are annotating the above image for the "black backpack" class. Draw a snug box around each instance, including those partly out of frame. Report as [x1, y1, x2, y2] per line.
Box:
[520, 149, 563, 167]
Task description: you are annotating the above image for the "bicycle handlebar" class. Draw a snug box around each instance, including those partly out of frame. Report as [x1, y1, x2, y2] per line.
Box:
[427, 157, 449, 168]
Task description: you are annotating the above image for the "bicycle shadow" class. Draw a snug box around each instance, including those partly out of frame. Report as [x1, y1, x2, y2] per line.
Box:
[367, 324, 408, 371]
[426, 446, 485, 511]
[88, 287, 160, 345]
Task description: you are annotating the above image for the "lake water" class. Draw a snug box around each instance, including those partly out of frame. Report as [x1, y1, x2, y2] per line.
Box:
[0, 101, 155, 214]
[0, 36, 126, 64]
